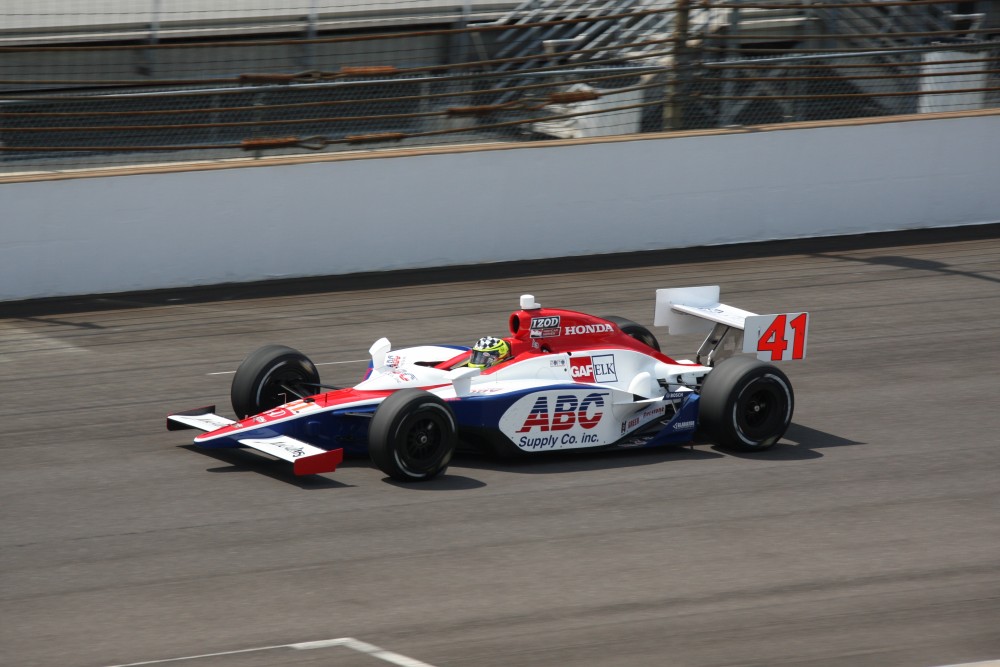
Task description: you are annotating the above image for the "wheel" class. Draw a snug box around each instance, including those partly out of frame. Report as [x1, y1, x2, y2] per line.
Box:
[369, 389, 457, 482]
[698, 355, 793, 452]
[603, 315, 661, 352]
[230, 344, 320, 418]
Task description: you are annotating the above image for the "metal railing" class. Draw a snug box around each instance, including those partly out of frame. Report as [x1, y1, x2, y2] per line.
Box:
[1, 0, 997, 175]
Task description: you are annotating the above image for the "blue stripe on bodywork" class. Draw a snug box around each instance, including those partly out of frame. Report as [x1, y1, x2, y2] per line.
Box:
[637, 393, 701, 447]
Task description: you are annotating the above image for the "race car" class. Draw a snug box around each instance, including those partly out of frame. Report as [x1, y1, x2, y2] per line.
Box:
[167, 286, 809, 482]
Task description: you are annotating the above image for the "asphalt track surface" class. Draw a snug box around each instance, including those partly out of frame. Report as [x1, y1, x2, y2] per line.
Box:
[2, 225, 999, 667]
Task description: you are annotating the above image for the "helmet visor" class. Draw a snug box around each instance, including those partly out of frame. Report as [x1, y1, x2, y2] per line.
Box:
[469, 348, 501, 368]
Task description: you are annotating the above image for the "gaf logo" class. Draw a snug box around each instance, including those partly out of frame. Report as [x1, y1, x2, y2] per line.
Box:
[570, 357, 592, 381]
[517, 392, 607, 432]
[530, 316, 561, 329]
[570, 354, 618, 383]
[564, 323, 614, 335]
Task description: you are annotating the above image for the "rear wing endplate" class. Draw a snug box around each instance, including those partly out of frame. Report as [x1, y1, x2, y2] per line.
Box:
[654, 286, 809, 364]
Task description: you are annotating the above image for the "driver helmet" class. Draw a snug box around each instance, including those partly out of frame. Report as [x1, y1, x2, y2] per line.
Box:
[468, 336, 511, 369]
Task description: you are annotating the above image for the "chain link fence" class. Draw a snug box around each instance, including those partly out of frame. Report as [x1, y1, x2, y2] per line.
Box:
[2, 0, 998, 175]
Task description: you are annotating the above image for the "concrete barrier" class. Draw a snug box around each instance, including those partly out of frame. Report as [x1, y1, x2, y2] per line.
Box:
[2, 112, 998, 302]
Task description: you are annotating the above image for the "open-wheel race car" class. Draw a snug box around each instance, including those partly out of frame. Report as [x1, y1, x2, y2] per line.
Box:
[167, 286, 809, 482]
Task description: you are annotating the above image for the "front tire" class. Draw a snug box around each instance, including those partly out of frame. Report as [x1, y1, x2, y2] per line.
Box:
[369, 389, 457, 482]
[698, 356, 793, 451]
[230, 344, 320, 418]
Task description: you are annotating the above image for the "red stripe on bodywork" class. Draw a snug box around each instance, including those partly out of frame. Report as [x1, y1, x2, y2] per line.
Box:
[311, 388, 393, 408]
[436, 350, 473, 369]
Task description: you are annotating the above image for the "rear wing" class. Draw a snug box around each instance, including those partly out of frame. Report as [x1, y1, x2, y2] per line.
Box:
[654, 286, 809, 364]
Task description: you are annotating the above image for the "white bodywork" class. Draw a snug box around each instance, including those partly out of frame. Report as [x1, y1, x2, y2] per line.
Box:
[168, 411, 235, 432]
[237, 436, 330, 463]
[395, 345, 710, 453]
[655, 285, 809, 362]
[655, 285, 757, 334]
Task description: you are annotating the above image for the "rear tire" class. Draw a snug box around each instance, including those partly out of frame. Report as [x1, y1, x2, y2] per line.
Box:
[230, 344, 320, 418]
[369, 389, 457, 482]
[698, 356, 793, 451]
[603, 315, 661, 352]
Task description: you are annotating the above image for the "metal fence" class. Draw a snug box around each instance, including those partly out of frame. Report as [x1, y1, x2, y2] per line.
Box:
[1, 0, 998, 175]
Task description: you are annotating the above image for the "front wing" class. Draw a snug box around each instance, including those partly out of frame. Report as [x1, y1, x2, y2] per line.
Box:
[167, 406, 343, 475]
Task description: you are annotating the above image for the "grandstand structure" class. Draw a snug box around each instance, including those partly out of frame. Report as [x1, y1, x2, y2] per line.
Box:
[1, 0, 998, 173]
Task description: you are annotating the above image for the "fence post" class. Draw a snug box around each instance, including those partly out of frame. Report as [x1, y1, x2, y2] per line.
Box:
[666, 0, 692, 130]
[137, 0, 162, 77]
[305, 0, 318, 69]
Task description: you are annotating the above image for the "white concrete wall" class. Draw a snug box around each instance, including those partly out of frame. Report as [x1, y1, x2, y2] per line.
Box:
[2, 113, 998, 302]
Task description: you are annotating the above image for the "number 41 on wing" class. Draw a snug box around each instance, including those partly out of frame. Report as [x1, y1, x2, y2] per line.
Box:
[743, 312, 809, 361]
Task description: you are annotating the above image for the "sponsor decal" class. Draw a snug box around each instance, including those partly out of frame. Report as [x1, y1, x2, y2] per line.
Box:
[518, 431, 601, 450]
[549, 358, 567, 368]
[564, 323, 614, 335]
[529, 316, 561, 338]
[530, 327, 560, 338]
[385, 353, 403, 368]
[570, 354, 617, 383]
[621, 403, 667, 434]
[273, 442, 305, 458]
[672, 420, 696, 431]
[593, 355, 617, 383]
[643, 404, 667, 419]
[265, 408, 289, 419]
[284, 398, 319, 415]
[254, 416, 267, 424]
[570, 357, 595, 382]
[517, 392, 607, 433]
[530, 316, 561, 328]
[391, 371, 417, 383]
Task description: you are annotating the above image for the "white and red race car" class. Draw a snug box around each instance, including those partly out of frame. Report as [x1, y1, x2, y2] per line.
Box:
[168, 286, 809, 482]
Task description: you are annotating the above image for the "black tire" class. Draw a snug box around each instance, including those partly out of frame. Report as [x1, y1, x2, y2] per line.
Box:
[603, 315, 661, 352]
[369, 389, 457, 482]
[698, 355, 793, 452]
[230, 344, 320, 418]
